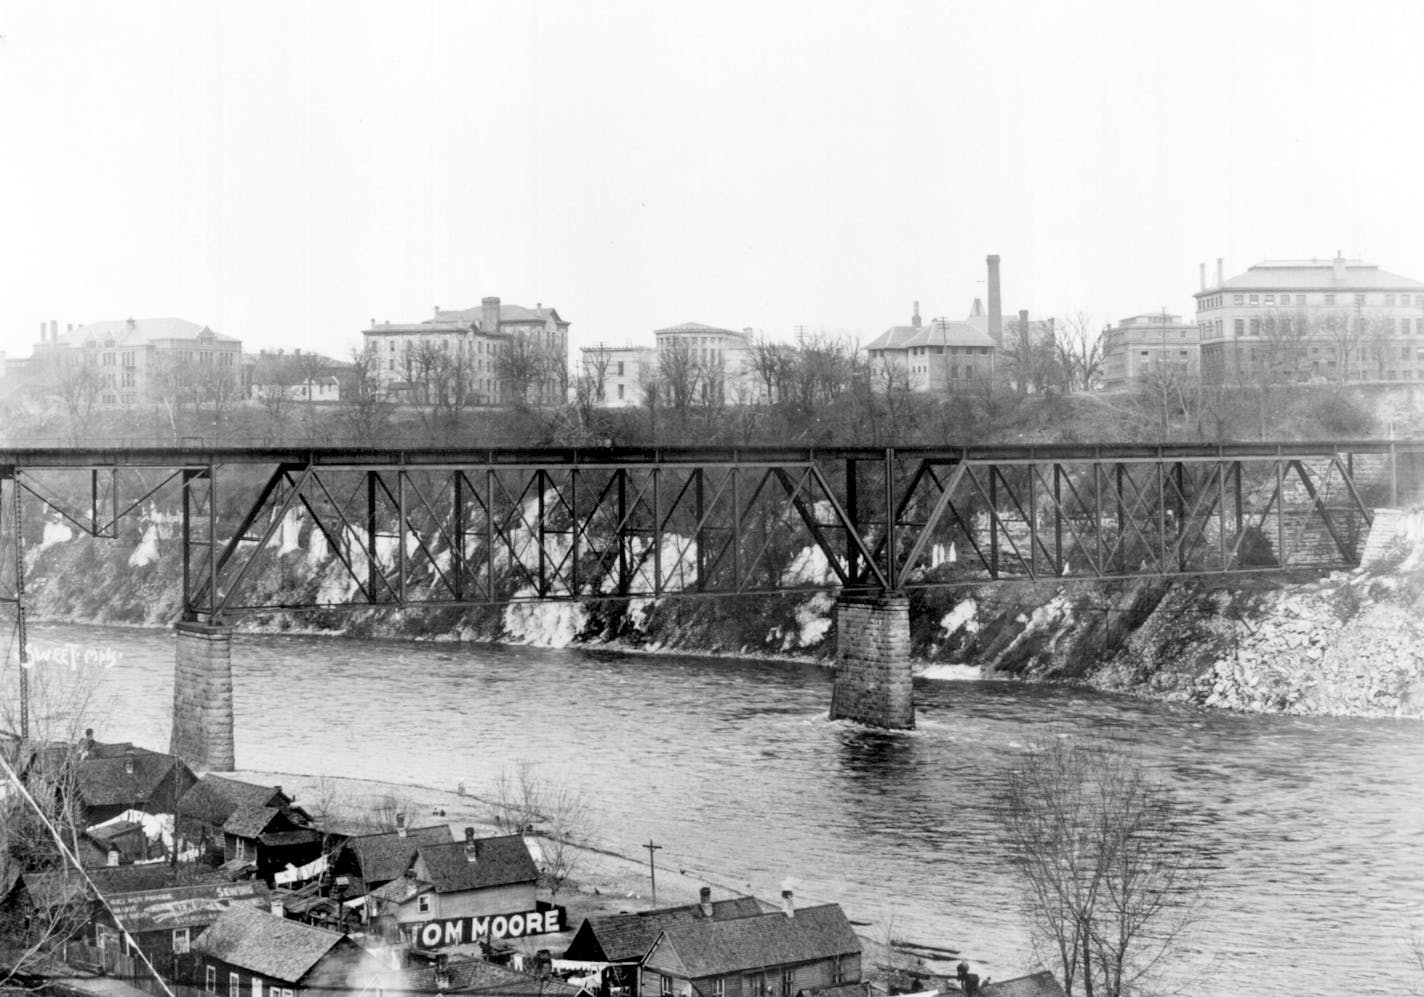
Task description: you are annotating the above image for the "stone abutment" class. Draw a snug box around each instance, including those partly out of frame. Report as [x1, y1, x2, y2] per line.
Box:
[830, 594, 914, 729]
[170, 622, 236, 771]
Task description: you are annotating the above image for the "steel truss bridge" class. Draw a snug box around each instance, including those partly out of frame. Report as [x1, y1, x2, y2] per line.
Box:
[0, 441, 1410, 630]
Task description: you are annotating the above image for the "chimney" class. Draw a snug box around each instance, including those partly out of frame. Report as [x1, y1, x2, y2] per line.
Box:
[271, 898, 286, 918]
[38, 321, 45, 343]
[123, 755, 135, 775]
[481, 296, 501, 334]
[464, 826, 478, 863]
[1199, 262, 1206, 292]
[1334, 251, 1345, 282]
[434, 305, 441, 318]
[912, 301, 921, 328]
[780, 890, 794, 918]
[396, 812, 407, 838]
[1216, 258, 1223, 288]
[107, 848, 120, 867]
[50, 319, 58, 341]
[1019, 309, 1030, 343]
[986, 255, 1003, 345]
[699, 886, 713, 918]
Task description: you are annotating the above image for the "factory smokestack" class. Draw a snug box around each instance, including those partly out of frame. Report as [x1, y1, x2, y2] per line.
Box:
[986, 254, 1003, 346]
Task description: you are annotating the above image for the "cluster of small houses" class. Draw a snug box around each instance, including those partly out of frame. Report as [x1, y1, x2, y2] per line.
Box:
[0, 735, 1060, 997]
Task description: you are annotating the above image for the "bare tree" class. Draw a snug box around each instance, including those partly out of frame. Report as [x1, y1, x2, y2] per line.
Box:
[748, 336, 797, 406]
[1055, 313, 1106, 392]
[659, 338, 703, 429]
[999, 732, 1203, 997]
[45, 359, 105, 444]
[489, 761, 595, 902]
[147, 352, 199, 440]
[341, 347, 394, 443]
[252, 352, 299, 441]
[581, 345, 613, 405]
[495, 336, 550, 409]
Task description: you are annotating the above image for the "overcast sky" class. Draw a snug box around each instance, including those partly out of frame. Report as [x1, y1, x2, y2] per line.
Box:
[2, 0, 1422, 361]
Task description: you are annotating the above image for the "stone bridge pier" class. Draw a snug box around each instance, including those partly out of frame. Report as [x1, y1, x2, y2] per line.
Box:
[829, 594, 914, 729]
[170, 621, 236, 771]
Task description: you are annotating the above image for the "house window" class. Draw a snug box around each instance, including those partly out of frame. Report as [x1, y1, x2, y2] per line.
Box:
[206, 967, 217, 993]
[616, 384, 625, 400]
[173, 928, 190, 953]
[230, 973, 241, 997]
[744, 975, 764, 997]
[660, 975, 673, 997]
[781, 969, 794, 997]
[833, 958, 846, 984]
[616, 361, 625, 376]
[417, 894, 432, 914]
[1264, 294, 1275, 305]
[1249, 294, 1259, 304]
[712, 980, 725, 997]
[1233, 294, 1243, 305]
[1234, 319, 1244, 337]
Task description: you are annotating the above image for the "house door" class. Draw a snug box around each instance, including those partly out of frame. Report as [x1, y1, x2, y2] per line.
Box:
[743, 974, 764, 997]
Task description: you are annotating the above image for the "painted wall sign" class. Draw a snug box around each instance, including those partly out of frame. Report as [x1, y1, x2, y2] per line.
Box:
[411, 905, 566, 949]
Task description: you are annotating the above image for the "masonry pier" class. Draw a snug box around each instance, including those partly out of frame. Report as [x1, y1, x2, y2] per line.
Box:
[170, 621, 236, 771]
[830, 595, 914, 729]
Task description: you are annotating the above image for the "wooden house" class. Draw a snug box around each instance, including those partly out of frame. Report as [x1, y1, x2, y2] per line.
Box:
[88, 880, 271, 980]
[563, 888, 767, 997]
[638, 895, 861, 997]
[190, 903, 384, 997]
[222, 805, 322, 884]
[73, 744, 197, 825]
[86, 818, 155, 865]
[177, 775, 292, 854]
[367, 830, 540, 944]
[329, 822, 451, 893]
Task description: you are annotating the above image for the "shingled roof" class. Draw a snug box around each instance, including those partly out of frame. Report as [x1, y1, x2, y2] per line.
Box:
[75, 748, 191, 809]
[193, 904, 351, 983]
[413, 835, 538, 894]
[178, 775, 289, 828]
[649, 905, 861, 979]
[341, 825, 452, 886]
[564, 896, 767, 963]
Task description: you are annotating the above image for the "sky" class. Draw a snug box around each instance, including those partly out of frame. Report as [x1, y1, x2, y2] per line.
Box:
[1, 0, 1423, 362]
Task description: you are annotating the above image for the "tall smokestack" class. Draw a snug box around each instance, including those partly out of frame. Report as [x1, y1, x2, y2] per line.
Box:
[986, 255, 1003, 345]
[1216, 258, 1223, 288]
[912, 301, 921, 328]
[50, 320, 58, 341]
[481, 296, 501, 334]
[38, 321, 45, 343]
[1199, 262, 1206, 292]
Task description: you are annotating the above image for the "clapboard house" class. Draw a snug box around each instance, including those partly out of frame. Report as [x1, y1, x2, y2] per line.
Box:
[367, 830, 539, 941]
[222, 805, 321, 884]
[190, 903, 383, 997]
[564, 888, 767, 997]
[330, 822, 452, 895]
[74, 744, 197, 825]
[639, 895, 861, 997]
[88, 880, 271, 979]
[177, 775, 292, 856]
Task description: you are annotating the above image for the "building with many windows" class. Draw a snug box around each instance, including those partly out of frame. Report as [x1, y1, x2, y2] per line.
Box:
[864, 302, 997, 392]
[579, 344, 658, 407]
[1194, 256, 1424, 384]
[1099, 312, 1199, 389]
[27, 317, 241, 408]
[362, 297, 570, 406]
[580, 322, 762, 408]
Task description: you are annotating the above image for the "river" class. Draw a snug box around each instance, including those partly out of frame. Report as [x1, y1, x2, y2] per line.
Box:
[10, 622, 1424, 996]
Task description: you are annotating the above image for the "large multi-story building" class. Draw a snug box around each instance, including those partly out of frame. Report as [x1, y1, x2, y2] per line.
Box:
[578, 344, 657, 407]
[26, 317, 241, 407]
[362, 297, 570, 406]
[1194, 256, 1424, 384]
[580, 322, 762, 408]
[1099, 312, 1199, 389]
[864, 301, 997, 391]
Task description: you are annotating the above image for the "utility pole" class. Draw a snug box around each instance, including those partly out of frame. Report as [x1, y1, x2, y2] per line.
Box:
[643, 840, 662, 905]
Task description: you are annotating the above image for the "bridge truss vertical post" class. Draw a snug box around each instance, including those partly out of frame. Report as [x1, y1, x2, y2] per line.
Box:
[453, 470, 466, 603]
[2, 469, 31, 739]
[617, 469, 629, 597]
[845, 458, 859, 584]
[883, 449, 896, 591]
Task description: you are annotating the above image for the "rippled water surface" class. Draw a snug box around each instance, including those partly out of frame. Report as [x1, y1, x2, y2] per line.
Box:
[14, 623, 1424, 996]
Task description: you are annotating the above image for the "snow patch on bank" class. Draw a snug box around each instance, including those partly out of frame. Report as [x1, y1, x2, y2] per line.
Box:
[38, 519, 74, 550]
[920, 663, 983, 681]
[939, 599, 979, 638]
[128, 525, 160, 567]
[503, 593, 587, 647]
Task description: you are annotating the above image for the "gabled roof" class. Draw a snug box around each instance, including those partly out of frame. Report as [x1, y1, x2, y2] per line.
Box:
[56, 318, 238, 349]
[223, 805, 286, 839]
[414, 835, 538, 894]
[193, 904, 351, 983]
[178, 775, 289, 827]
[983, 970, 1067, 997]
[87, 863, 234, 894]
[863, 326, 921, 352]
[368, 874, 431, 904]
[341, 825, 451, 885]
[650, 905, 861, 979]
[867, 319, 996, 352]
[76, 748, 190, 809]
[1209, 260, 1424, 294]
[565, 897, 767, 963]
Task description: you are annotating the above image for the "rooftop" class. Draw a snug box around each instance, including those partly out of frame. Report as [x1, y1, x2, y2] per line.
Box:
[565, 896, 771, 963]
[339, 824, 452, 886]
[413, 834, 539, 894]
[193, 904, 351, 983]
[52, 317, 238, 349]
[1204, 258, 1424, 294]
[178, 775, 288, 828]
[651, 903, 861, 978]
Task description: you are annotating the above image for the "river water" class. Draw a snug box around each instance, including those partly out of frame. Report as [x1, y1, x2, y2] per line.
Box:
[10, 622, 1424, 996]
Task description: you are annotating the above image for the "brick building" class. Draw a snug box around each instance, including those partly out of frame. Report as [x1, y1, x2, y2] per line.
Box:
[1195, 255, 1424, 384]
[1099, 312, 1199, 389]
[865, 302, 997, 392]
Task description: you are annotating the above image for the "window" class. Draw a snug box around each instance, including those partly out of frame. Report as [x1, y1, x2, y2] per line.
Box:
[1325, 294, 1336, 305]
[616, 361, 625, 376]
[173, 928, 190, 953]
[417, 894, 432, 914]
[1249, 294, 1259, 305]
[1264, 294, 1275, 305]
[1250, 318, 1261, 336]
[1233, 294, 1243, 305]
[1387, 294, 1396, 306]
[712, 980, 725, 997]
[1234, 319, 1244, 337]
[744, 975, 764, 997]
[206, 967, 217, 993]
[833, 958, 846, 985]
[781, 969, 794, 997]
[660, 976, 673, 997]
[617, 384, 625, 400]
[230, 973, 240, 997]
[1355, 293, 1366, 306]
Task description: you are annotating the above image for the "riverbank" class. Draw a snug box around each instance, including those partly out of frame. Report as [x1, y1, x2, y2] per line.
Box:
[231, 768, 945, 988]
